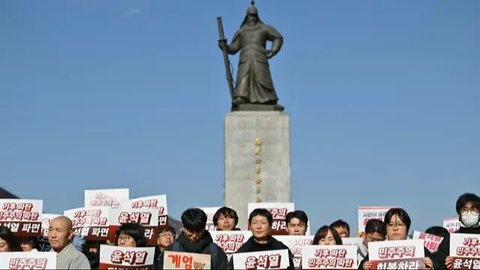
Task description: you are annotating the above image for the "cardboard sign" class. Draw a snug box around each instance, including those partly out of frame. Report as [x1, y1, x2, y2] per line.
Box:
[200, 206, 221, 231]
[85, 188, 129, 208]
[121, 195, 169, 227]
[301, 244, 357, 269]
[248, 203, 294, 235]
[369, 239, 425, 269]
[99, 244, 155, 269]
[163, 251, 211, 270]
[443, 217, 461, 233]
[449, 233, 480, 269]
[274, 235, 313, 269]
[108, 206, 159, 245]
[233, 249, 290, 269]
[211, 230, 251, 260]
[412, 230, 444, 253]
[341, 237, 364, 246]
[357, 206, 399, 233]
[64, 206, 111, 240]
[0, 252, 56, 269]
[0, 199, 43, 237]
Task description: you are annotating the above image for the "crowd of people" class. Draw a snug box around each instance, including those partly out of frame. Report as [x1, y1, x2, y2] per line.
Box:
[0, 192, 479, 269]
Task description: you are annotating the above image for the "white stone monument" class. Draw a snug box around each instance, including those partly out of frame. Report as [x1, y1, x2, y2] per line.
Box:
[224, 111, 291, 229]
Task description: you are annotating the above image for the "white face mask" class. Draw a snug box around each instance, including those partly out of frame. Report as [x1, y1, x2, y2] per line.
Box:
[461, 211, 480, 227]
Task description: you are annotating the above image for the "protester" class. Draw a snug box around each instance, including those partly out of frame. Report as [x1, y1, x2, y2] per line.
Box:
[358, 208, 435, 270]
[434, 193, 480, 269]
[154, 226, 176, 267]
[228, 208, 294, 269]
[115, 223, 147, 247]
[18, 237, 38, 252]
[48, 216, 90, 269]
[0, 225, 21, 252]
[285, 210, 308, 235]
[213, 206, 239, 231]
[313, 225, 342, 245]
[82, 240, 106, 270]
[357, 219, 386, 263]
[330, 219, 350, 238]
[157, 208, 227, 269]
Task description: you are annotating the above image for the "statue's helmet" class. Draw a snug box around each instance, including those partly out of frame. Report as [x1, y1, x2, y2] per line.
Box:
[246, 4, 258, 16]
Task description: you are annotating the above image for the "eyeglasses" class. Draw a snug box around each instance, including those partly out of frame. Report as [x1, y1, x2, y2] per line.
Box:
[159, 232, 175, 238]
[461, 208, 479, 215]
[117, 234, 133, 242]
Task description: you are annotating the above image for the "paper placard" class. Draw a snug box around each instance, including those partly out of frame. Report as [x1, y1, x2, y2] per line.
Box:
[64, 206, 111, 240]
[357, 206, 398, 233]
[412, 230, 444, 253]
[211, 230, 251, 260]
[99, 244, 155, 269]
[443, 217, 461, 233]
[233, 249, 290, 269]
[449, 233, 480, 269]
[85, 188, 129, 208]
[0, 199, 43, 237]
[248, 203, 294, 235]
[0, 251, 56, 269]
[369, 239, 425, 269]
[163, 251, 211, 270]
[274, 235, 313, 269]
[200, 206, 221, 231]
[121, 195, 169, 227]
[301, 245, 357, 269]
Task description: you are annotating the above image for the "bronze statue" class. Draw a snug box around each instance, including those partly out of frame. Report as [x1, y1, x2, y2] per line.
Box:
[218, 2, 284, 111]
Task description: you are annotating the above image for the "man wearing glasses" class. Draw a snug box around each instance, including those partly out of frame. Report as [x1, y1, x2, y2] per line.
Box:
[156, 208, 227, 269]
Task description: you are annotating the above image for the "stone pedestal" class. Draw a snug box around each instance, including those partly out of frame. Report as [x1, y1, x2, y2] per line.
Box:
[224, 111, 291, 229]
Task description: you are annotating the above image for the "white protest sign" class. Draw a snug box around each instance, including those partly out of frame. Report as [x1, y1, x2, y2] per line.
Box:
[108, 206, 159, 245]
[164, 251, 211, 269]
[412, 230, 444, 253]
[449, 233, 480, 269]
[0, 252, 56, 269]
[0, 199, 43, 237]
[443, 217, 461, 233]
[200, 206, 221, 231]
[211, 230, 251, 260]
[99, 244, 155, 269]
[369, 239, 425, 269]
[85, 188, 129, 208]
[301, 244, 357, 269]
[357, 206, 398, 233]
[274, 235, 313, 269]
[233, 249, 290, 269]
[121, 195, 169, 227]
[64, 206, 110, 240]
[248, 202, 294, 235]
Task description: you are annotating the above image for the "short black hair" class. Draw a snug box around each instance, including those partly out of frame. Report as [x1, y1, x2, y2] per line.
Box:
[384, 208, 411, 232]
[313, 225, 342, 245]
[425, 226, 450, 239]
[181, 208, 207, 232]
[213, 207, 239, 227]
[248, 208, 273, 226]
[330, 219, 350, 235]
[365, 219, 386, 237]
[456, 193, 480, 215]
[115, 223, 147, 247]
[286, 210, 308, 225]
[0, 225, 21, 251]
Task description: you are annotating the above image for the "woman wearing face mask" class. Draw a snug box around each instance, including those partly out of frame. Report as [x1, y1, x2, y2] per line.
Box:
[434, 193, 480, 269]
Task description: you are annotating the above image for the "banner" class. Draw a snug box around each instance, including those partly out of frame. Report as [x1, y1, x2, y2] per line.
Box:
[357, 206, 398, 233]
[233, 249, 290, 269]
[211, 230, 251, 260]
[369, 239, 425, 269]
[443, 217, 461, 233]
[449, 233, 480, 269]
[0, 252, 56, 269]
[108, 206, 158, 245]
[248, 203, 294, 235]
[85, 188, 129, 208]
[121, 195, 169, 227]
[64, 207, 110, 240]
[301, 244, 357, 269]
[99, 244, 155, 270]
[0, 199, 43, 237]
[274, 235, 313, 269]
[412, 230, 443, 253]
[163, 251, 211, 270]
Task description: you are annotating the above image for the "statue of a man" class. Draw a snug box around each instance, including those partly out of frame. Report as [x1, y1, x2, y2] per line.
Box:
[219, 3, 284, 111]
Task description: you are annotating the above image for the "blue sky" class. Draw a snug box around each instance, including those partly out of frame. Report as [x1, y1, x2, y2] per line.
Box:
[1, 0, 479, 234]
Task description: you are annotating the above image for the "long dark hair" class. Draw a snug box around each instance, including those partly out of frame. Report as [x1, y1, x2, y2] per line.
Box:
[313, 225, 342, 245]
[0, 225, 21, 251]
